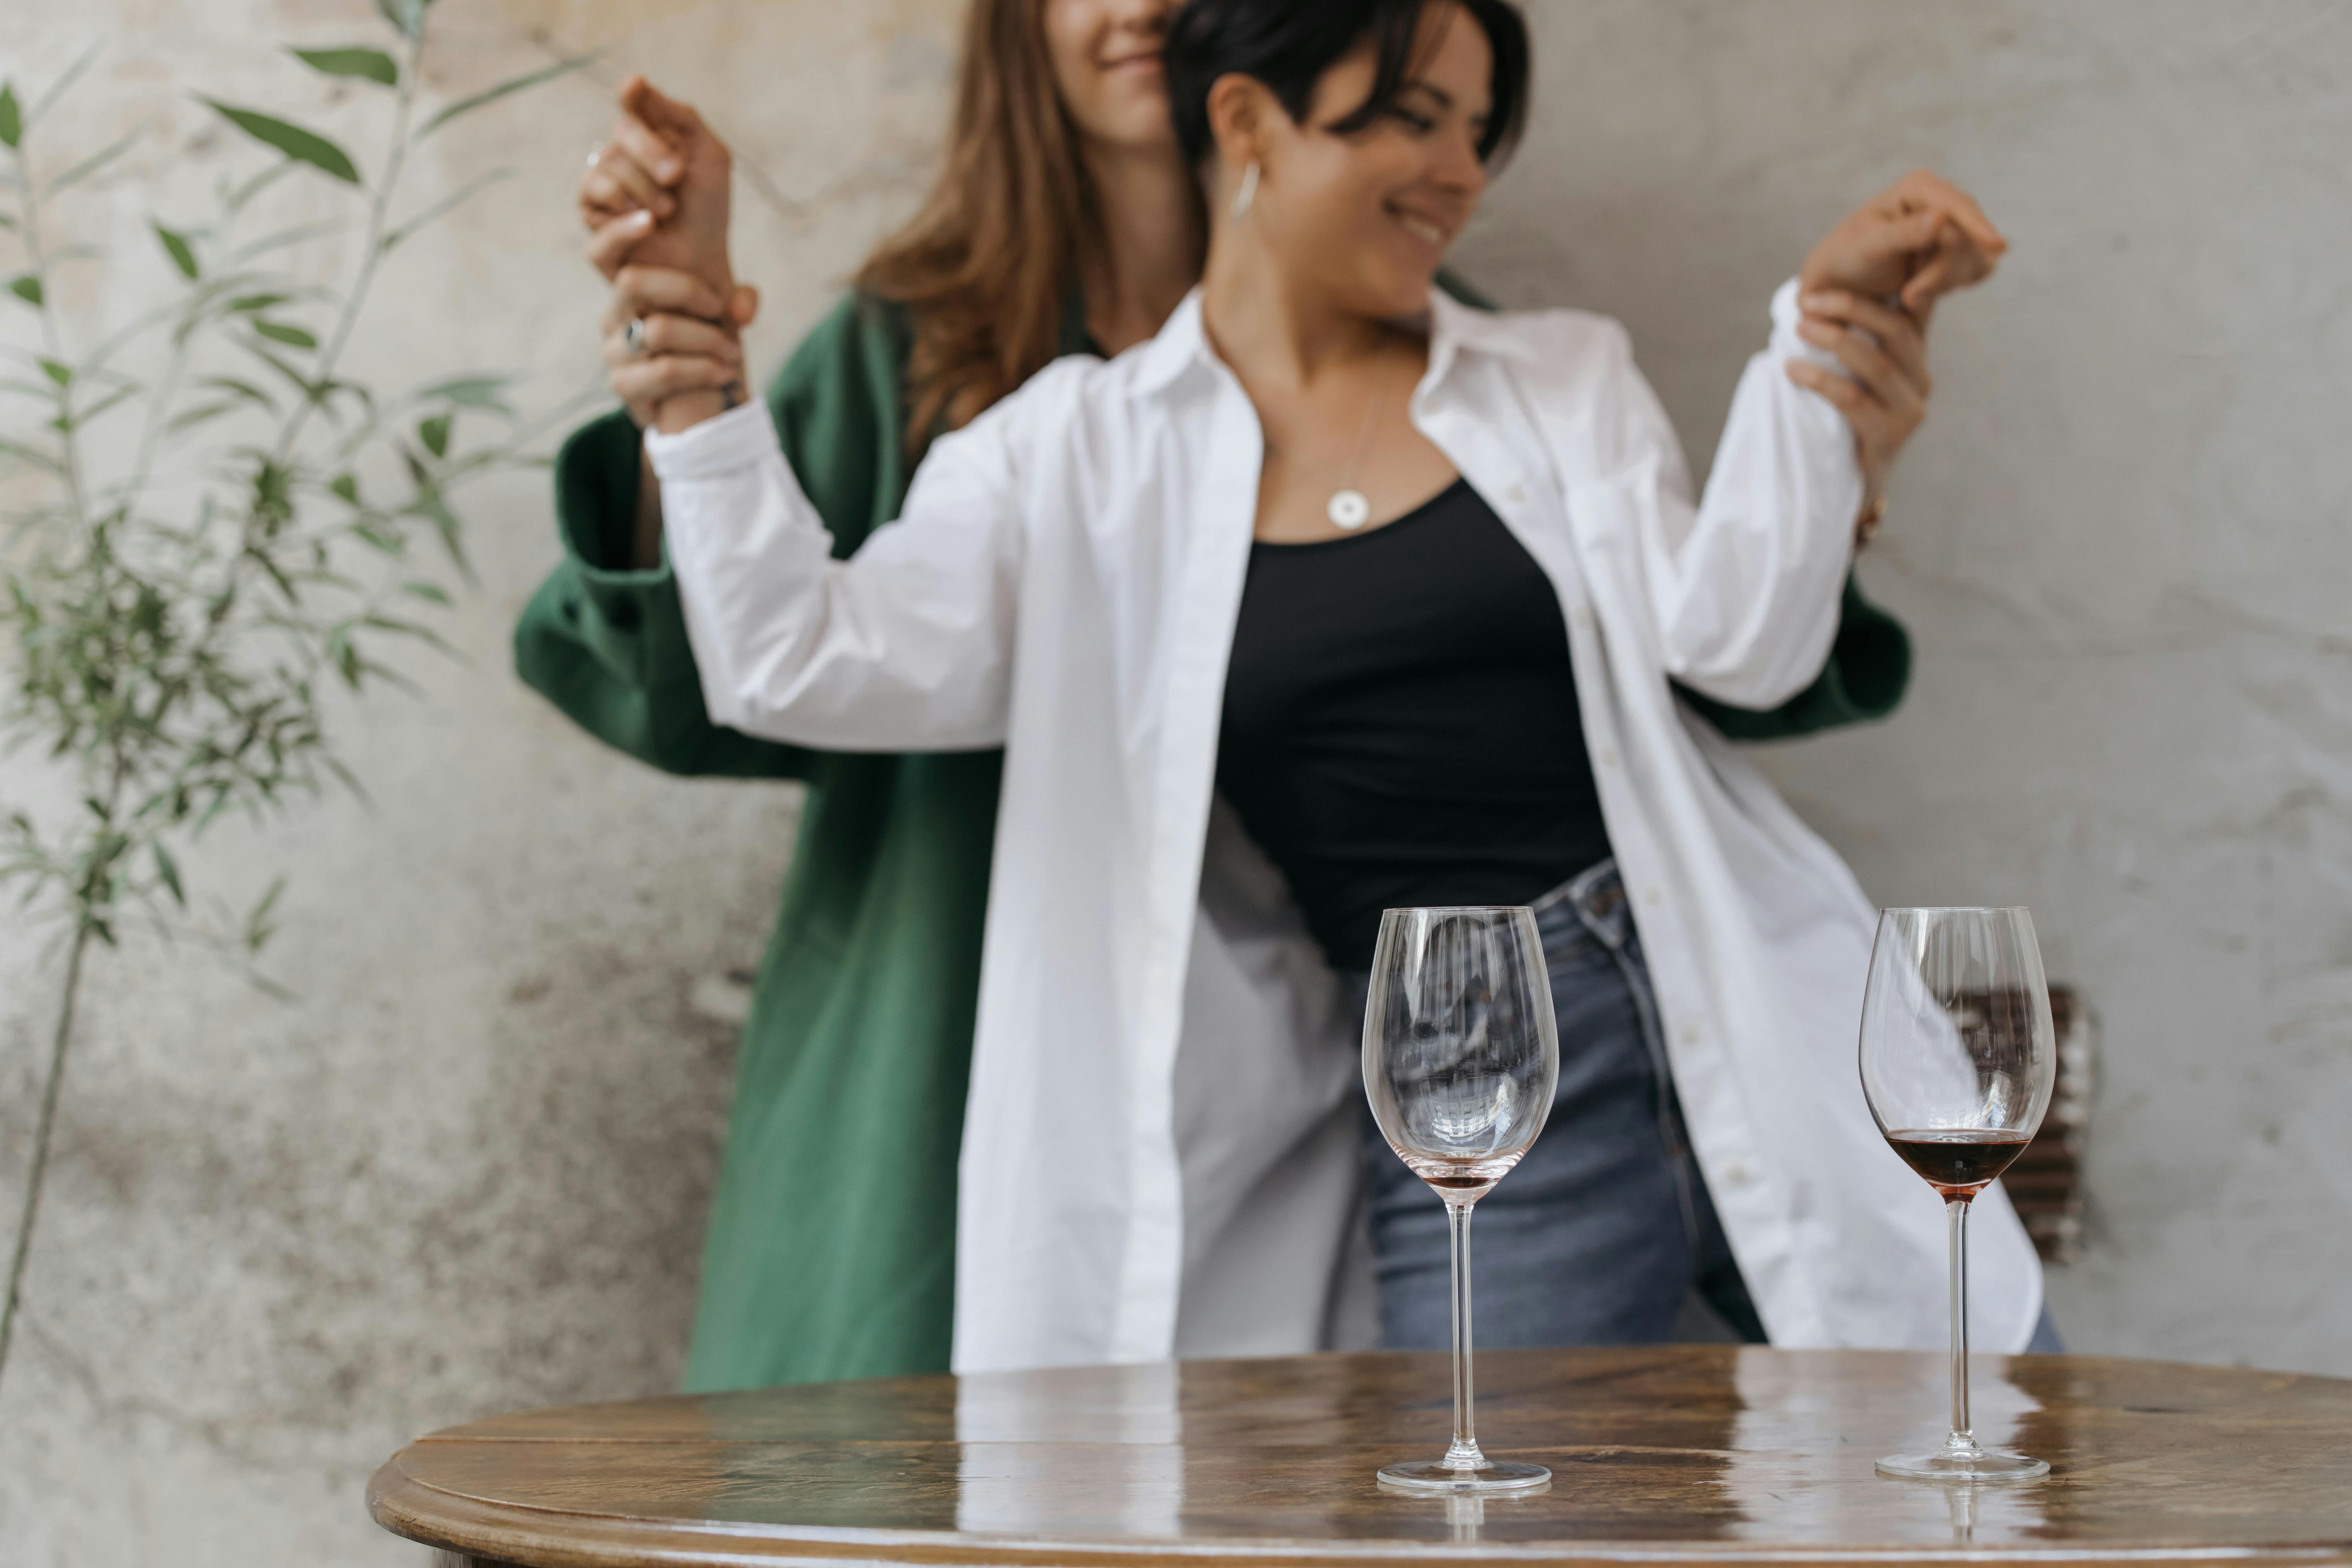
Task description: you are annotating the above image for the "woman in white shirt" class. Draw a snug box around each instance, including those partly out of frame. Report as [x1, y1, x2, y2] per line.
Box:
[637, 0, 2050, 1371]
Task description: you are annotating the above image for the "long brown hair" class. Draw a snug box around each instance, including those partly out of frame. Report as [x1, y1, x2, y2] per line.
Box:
[858, 0, 1098, 455]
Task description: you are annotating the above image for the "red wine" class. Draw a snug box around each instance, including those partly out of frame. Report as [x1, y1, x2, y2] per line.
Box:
[1886, 1128, 2032, 1196]
[1399, 1151, 1524, 1201]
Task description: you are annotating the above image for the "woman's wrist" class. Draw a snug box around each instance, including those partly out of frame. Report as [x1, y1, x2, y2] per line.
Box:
[653, 389, 726, 435]
[652, 374, 746, 436]
[1853, 490, 1888, 550]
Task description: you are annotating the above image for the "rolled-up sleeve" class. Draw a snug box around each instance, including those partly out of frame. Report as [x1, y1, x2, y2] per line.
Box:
[650, 397, 1021, 752]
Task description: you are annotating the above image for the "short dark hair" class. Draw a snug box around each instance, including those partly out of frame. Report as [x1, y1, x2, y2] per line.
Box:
[1165, 0, 1531, 171]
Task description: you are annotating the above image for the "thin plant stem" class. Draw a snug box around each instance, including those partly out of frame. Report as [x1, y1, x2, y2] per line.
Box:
[1444, 1199, 1484, 1470]
[1947, 1195, 1972, 1448]
[9, 129, 91, 535]
[0, 920, 93, 1398]
[271, 29, 424, 466]
[146, 24, 425, 767]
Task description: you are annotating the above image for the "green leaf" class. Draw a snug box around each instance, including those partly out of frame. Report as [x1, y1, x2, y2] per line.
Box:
[28, 45, 100, 128]
[230, 220, 337, 263]
[197, 374, 279, 411]
[245, 875, 285, 952]
[418, 53, 597, 139]
[0, 85, 19, 150]
[226, 292, 291, 313]
[47, 129, 140, 196]
[198, 99, 360, 185]
[166, 400, 240, 433]
[224, 158, 296, 216]
[252, 319, 317, 349]
[362, 612, 460, 657]
[328, 623, 362, 688]
[418, 373, 511, 412]
[39, 358, 70, 386]
[8, 274, 41, 306]
[406, 489, 472, 580]
[375, 0, 430, 41]
[289, 47, 399, 87]
[329, 472, 359, 504]
[0, 434, 62, 473]
[400, 580, 450, 605]
[153, 221, 200, 279]
[152, 842, 185, 907]
[52, 381, 138, 432]
[418, 412, 450, 457]
[380, 167, 514, 254]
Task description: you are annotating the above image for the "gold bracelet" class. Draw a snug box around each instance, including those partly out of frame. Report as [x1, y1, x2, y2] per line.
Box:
[1854, 491, 1888, 550]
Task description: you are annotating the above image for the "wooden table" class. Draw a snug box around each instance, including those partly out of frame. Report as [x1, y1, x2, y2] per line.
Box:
[369, 1347, 2352, 1566]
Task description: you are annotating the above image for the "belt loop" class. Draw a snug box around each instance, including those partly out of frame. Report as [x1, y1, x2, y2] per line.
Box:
[1567, 857, 1627, 951]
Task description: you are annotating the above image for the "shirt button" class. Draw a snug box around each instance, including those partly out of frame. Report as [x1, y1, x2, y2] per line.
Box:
[1572, 606, 1594, 630]
[1599, 747, 1620, 768]
[1643, 886, 1664, 907]
[1681, 1025, 1701, 1046]
[1506, 482, 1528, 504]
[1723, 1161, 1752, 1186]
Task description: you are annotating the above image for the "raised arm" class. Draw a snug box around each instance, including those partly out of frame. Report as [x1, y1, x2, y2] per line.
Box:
[1606, 283, 1865, 710]
[1632, 171, 2004, 708]
[649, 396, 1024, 751]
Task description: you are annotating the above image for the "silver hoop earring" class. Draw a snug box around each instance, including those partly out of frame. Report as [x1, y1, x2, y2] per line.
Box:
[1230, 160, 1260, 221]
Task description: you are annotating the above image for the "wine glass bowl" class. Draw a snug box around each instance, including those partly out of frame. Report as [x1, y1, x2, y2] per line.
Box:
[1858, 907, 2057, 1483]
[1366, 909, 1557, 1197]
[1363, 907, 1558, 1494]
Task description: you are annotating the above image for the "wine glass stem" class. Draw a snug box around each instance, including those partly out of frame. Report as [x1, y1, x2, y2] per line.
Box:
[1946, 1195, 1972, 1446]
[1445, 1199, 1484, 1469]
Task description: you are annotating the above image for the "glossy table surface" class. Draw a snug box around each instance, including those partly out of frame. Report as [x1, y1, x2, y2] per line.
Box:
[368, 1346, 2352, 1566]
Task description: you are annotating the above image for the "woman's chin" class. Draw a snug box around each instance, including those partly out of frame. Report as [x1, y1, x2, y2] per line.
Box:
[1357, 263, 1446, 322]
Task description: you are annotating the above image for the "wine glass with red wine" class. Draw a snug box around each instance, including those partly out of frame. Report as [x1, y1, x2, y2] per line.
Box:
[1363, 906, 1559, 1494]
[1859, 906, 2057, 1483]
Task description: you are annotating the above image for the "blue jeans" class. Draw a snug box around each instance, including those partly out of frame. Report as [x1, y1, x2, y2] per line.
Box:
[1348, 859, 1769, 1349]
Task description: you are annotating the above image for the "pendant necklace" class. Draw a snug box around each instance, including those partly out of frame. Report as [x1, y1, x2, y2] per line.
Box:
[1325, 359, 1392, 531]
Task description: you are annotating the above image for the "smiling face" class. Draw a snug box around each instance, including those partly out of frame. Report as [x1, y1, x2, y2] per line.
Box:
[1044, 0, 1183, 153]
[1222, 2, 1496, 320]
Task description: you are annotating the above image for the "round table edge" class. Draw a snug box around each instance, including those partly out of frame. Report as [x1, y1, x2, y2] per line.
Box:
[366, 1446, 2352, 1568]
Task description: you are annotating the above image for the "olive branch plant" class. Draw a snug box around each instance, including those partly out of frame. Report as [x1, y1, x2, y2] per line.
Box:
[0, 0, 597, 1395]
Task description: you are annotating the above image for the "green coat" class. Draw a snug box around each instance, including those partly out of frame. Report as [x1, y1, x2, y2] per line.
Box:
[513, 290, 1911, 1392]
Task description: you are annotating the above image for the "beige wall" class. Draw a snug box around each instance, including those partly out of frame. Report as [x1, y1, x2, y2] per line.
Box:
[0, 3, 2345, 1562]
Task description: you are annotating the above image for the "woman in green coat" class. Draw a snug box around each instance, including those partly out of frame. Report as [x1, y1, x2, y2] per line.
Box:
[527, 0, 1203, 1392]
[519, 1, 1911, 1392]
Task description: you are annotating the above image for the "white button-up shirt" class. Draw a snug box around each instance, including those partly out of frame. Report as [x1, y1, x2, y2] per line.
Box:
[649, 282, 2045, 1372]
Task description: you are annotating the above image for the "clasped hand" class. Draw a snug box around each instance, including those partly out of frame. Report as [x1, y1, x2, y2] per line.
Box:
[1785, 169, 2009, 496]
[580, 76, 756, 432]
[579, 80, 2007, 479]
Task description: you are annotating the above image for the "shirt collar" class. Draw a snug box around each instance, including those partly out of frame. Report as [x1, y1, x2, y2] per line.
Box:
[1126, 288, 1217, 397]
[1426, 286, 1538, 367]
[1127, 283, 1535, 402]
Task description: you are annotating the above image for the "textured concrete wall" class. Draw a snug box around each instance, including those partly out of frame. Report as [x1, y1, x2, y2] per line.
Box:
[0, 2, 963, 1562]
[0, 2, 2345, 1563]
[1456, 0, 2352, 1380]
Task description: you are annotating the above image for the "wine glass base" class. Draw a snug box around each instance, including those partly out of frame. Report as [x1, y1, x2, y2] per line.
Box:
[1876, 1448, 2049, 1483]
[1377, 1459, 1551, 1494]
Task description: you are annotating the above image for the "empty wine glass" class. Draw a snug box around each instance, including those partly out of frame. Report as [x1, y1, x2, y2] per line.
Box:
[1859, 906, 2057, 1483]
[1363, 906, 1559, 1494]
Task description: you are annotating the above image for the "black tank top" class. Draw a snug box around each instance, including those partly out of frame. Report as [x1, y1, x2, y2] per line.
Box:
[1215, 478, 1612, 972]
